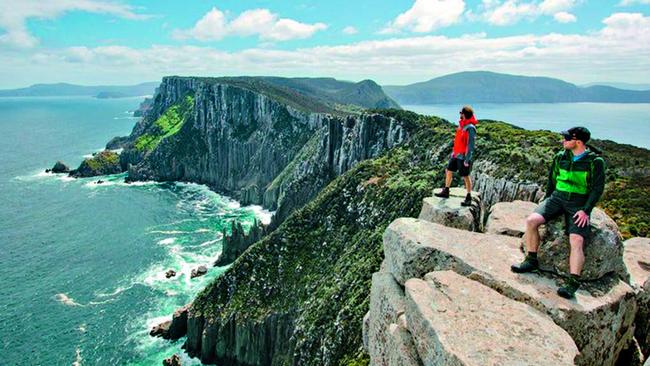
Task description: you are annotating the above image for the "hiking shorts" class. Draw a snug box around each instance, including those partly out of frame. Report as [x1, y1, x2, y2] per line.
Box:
[446, 157, 471, 177]
[534, 192, 591, 239]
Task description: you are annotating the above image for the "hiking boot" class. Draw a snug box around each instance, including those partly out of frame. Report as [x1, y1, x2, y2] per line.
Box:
[511, 255, 539, 273]
[557, 276, 580, 299]
[460, 193, 472, 207]
[434, 187, 450, 198]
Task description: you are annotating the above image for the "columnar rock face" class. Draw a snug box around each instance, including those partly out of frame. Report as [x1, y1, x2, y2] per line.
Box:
[405, 271, 578, 366]
[380, 217, 636, 366]
[624, 237, 650, 358]
[214, 220, 266, 267]
[539, 207, 628, 281]
[471, 160, 545, 209]
[418, 188, 482, 231]
[485, 200, 538, 237]
[183, 309, 295, 366]
[122, 77, 408, 227]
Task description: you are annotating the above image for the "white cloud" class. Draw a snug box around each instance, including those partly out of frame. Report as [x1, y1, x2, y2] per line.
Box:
[342, 26, 358, 35]
[2, 12, 649, 87]
[381, 0, 465, 33]
[172, 7, 327, 42]
[482, 0, 579, 25]
[553, 11, 576, 23]
[484, 0, 537, 25]
[538, 0, 577, 14]
[618, 0, 650, 5]
[0, 0, 150, 48]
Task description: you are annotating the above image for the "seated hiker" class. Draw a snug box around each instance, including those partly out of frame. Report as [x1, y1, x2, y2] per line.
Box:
[434, 105, 477, 206]
[511, 127, 606, 299]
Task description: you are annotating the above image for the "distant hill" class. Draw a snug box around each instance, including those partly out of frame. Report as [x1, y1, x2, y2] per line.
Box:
[581, 82, 650, 91]
[383, 71, 650, 104]
[0, 82, 159, 98]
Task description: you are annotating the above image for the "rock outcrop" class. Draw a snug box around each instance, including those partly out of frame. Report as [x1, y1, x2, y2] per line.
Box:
[190, 266, 207, 279]
[162, 354, 181, 366]
[150, 320, 171, 338]
[624, 237, 650, 358]
[47, 160, 70, 174]
[419, 188, 482, 231]
[69, 150, 123, 178]
[214, 220, 266, 267]
[378, 215, 636, 366]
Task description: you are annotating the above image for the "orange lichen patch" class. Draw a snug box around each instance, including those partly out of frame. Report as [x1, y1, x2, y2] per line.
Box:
[363, 176, 386, 187]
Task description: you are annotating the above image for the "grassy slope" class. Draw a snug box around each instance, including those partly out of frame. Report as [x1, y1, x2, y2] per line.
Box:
[191, 110, 649, 365]
[135, 95, 194, 151]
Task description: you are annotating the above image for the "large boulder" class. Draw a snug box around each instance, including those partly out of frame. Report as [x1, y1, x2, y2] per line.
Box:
[69, 150, 122, 178]
[624, 237, 650, 358]
[539, 208, 628, 281]
[383, 218, 637, 366]
[405, 271, 578, 365]
[485, 200, 539, 237]
[419, 188, 482, 232]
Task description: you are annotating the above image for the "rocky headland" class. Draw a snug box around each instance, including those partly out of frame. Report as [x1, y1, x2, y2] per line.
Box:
[76, 75, 650, 365]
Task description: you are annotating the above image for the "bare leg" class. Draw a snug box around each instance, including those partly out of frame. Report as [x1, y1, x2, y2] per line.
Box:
[463, 176, 472, 193]
[444, 169, 452, 188]
[525, 213, 546, 253]
[568, 234, 585, 275]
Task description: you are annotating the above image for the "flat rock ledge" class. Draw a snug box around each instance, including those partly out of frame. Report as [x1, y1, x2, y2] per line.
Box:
[406, 271, 578, 365]
[376, 217, 636, 366]
[419, 188, 483, 232]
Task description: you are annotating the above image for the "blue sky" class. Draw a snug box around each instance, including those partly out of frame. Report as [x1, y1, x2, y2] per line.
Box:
[1, 0, 649, 88]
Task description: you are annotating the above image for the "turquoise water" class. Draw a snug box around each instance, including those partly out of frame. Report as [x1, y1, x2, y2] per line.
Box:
[0, 97, 271, 365]
[404, 103, 650, 149]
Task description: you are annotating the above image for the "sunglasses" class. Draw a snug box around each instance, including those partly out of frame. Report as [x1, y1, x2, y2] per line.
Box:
[563, 134, 575, 141]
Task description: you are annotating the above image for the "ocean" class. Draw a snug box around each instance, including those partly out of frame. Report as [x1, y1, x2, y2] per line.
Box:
[404, 103, 650, 149]
[0, 96, 271, 365]
[0, 97, 647, 365]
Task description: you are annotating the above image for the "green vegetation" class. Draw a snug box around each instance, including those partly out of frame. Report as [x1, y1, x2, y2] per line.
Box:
[190, 109, 649, 365]
[84, 150, 119, 171]
[135, 94, 194, 151]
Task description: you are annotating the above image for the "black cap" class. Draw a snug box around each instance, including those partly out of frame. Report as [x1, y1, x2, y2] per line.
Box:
[561, 126, 591, 143]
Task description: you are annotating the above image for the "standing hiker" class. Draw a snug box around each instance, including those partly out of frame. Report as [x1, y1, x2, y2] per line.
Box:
[511, 126, 606, 299]
[434, 105, 477, 206]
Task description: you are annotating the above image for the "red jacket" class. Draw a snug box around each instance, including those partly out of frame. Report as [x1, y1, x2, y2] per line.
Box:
[452, 116, 477, 158]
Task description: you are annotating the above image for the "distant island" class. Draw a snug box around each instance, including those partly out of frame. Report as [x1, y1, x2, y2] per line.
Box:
[383, 71, 650, 104]
[0, 82, 159, 99]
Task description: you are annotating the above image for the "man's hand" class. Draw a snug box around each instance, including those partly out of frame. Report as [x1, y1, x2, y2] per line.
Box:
[463, 160, 470, 167]
[573, 210, 589, 227]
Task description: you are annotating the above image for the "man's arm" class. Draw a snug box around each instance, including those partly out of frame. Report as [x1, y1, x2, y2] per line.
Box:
[464, 125, 476, 162]
[582, 157, 606, 214]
